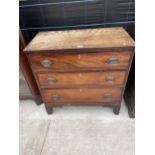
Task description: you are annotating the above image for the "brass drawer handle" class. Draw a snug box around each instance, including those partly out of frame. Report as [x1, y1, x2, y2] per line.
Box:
[107, 57, 119, 64]
[41, 60, 53, 67]
[48, 77, 58, 83]
[103, 93, 113, 98]
[106, 76, 116, 82]
[52, 94, 60, 101]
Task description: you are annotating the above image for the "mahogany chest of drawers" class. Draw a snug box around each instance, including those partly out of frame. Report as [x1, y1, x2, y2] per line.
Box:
[24, 27, 134, 114]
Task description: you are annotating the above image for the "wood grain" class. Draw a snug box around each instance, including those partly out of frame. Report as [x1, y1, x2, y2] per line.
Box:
[24, 27, 135, 114]
[29, 51, 131, 71]
[19, 30, 42, 104]
[24, 27, 134, 52]
[37, 71, 126, 88]
[42, 87, 122, 105]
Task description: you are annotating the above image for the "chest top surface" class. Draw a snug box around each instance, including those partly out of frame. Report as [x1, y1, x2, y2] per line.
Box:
[24, 27, 134, 52]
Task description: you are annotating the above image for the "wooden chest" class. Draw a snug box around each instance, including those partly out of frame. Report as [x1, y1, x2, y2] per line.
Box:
[24, 27, 134, 114]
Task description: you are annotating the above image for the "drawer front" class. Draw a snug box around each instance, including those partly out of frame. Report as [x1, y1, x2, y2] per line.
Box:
[42, 88, 122, 105]
[29, 52, 131, 71]
[37, 71, 126, 88]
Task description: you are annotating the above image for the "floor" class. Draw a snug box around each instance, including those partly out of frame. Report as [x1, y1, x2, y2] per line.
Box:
[20, 100, 135, 155]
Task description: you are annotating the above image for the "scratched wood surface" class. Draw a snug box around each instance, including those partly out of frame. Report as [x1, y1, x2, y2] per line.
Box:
[24, 27, 134, 52]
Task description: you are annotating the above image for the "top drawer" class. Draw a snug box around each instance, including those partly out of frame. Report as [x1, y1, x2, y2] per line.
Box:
[29, 51, 131, 71]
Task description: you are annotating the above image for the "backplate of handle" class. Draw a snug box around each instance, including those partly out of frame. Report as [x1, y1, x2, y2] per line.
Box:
[48, 77, 58, 83]
[52, 94, 60, 100]
[103, 93, 113, 98]
[107, 57, 119, 64]
[106, 76, 116, 82]
[41, 60, 53, 67]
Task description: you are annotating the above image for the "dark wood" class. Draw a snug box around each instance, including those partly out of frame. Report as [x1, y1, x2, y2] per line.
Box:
[19, 30, 43, 105]
[36, 71, 126, 88]
[116, 51, 134, 117]
[42, 87, 122, 105]
[24, 27, 134, 114]
[113, 105, 121, 115]
[124, 56, 135, 118]
[45, 105, 53, 114]
[19, 67, 33, 99]
[28, 51, 131, 71]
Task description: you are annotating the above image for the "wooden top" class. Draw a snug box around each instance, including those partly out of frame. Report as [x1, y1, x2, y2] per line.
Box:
[24, 27, 134, 52]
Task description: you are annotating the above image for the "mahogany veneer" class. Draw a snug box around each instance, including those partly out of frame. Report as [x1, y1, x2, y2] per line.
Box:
[36, 71, 126, 88]
[24, 27, 134, 114]
[42, 87, 122, 105]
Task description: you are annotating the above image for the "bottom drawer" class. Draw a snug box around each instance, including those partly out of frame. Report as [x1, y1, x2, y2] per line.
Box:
[42, 87, 122, 105]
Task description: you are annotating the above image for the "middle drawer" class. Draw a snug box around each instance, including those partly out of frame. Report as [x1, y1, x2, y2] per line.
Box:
[36, 71, 126, 88]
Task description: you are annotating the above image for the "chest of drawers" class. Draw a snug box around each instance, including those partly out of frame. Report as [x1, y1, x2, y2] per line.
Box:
[24, 27, 134, 114]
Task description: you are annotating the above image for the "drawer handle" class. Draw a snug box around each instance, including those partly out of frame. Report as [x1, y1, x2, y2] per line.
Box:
[48, 77, 58, 83]
[107, 57, 119, 64]
[52, 94, 60, 101]
[106, 76, 116, 82]
[103, 93, 113, 98]
[41, 60, 53, 67]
